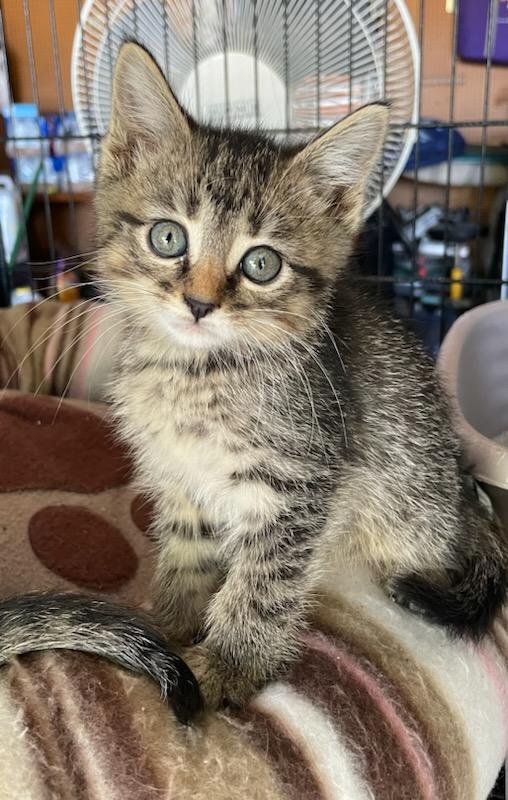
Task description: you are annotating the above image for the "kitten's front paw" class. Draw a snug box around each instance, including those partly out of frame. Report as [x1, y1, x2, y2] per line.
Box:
[183, 644, 260, 710]
[165, 619, 202, 647]
[155, 605, 203, 646]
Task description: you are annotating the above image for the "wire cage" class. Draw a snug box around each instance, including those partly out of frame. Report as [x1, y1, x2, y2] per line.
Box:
[0, 0, 506, 364]
[0, 4, 506, 795]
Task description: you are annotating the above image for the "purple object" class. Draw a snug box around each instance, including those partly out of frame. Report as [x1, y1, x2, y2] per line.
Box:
[458, 0, 508, 65]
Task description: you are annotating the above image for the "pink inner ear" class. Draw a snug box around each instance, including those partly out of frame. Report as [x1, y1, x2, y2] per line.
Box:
[290, 104, 388, 194]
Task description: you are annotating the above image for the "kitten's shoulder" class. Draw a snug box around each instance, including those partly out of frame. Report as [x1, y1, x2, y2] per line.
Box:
[331, 275, 430, 367]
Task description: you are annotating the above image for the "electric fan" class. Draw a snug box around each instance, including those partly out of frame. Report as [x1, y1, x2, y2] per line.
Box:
[72, 0, 419, 219]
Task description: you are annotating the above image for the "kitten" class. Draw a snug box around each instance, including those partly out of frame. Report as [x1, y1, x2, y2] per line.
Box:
[0, 42, 505, 715]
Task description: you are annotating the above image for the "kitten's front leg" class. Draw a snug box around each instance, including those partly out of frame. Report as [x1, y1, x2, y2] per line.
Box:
[152, 521, 222, 645]
[185, 515, 320, 708]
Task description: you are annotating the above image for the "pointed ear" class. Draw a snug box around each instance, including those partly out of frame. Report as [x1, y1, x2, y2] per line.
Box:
[291, 104, 389, 229]
[101, 43, 190, 177]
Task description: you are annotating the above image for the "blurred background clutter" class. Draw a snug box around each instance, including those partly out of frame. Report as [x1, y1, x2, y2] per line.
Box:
[0, 0, 505, 350]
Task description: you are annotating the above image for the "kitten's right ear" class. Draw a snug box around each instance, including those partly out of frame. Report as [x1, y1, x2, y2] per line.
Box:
[101, 43, 190, 173]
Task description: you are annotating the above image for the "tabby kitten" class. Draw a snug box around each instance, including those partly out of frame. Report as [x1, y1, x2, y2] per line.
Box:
[0, 42, 505, 715]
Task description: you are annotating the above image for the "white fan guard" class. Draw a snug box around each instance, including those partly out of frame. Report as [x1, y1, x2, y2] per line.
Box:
[72, 0, 419, 219]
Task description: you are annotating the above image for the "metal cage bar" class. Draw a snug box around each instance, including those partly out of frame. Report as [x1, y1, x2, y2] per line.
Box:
[0, 0, 505, 359]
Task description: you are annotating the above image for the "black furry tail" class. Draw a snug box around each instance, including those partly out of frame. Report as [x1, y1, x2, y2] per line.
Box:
[0, 593, 202, 723]
[392, 552, 507, 641]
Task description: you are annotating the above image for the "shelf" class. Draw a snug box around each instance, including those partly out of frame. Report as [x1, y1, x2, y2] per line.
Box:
[22, 190, 93, 204]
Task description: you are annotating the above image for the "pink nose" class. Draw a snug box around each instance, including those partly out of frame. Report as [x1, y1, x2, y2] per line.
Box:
[184, 295, 217, 322]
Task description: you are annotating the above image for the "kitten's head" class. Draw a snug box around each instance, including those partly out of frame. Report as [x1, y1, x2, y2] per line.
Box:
[96, 43, 388, 357]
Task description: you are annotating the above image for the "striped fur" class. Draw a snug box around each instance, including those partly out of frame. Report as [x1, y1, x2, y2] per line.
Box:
[0, 390, 504, 795]
[0, 594, 202, 724]
[96, 44, 507, 709]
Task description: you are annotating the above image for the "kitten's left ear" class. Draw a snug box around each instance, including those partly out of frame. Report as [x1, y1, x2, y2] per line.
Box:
[108, 42, 190, 142]
[291, 104, 389, 229]
[99, 43, 191, 180]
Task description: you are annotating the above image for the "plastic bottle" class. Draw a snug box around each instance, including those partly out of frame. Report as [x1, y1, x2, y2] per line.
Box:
[54, 257, 80, 303]
[0, 175, 27, 265]
[2, 104, 57, 188]
[449, 264, 464, 302]
[53, 112, 94, 191]
[449, 245, 470, 302]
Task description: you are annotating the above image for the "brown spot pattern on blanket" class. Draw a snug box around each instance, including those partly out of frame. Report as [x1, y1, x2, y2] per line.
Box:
[0, 393, 131, 493]
[29, 506, 138, 590]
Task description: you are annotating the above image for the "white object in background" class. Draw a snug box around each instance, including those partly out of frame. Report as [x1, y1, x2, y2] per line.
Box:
[2, 103, 43, 154]
[71, 0, 420, 221]
[502, 199, 508, 301]
[0, 47, 10, 110]
[438, 300, 508, 531]
[10, 286, 41, 305]
[404, 159, 508, 187]
[0, 175, 27, 265]
[181, 52, 286, 130]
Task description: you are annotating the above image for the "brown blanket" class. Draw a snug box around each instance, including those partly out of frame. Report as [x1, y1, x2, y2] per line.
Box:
[0, 390, 506, 799]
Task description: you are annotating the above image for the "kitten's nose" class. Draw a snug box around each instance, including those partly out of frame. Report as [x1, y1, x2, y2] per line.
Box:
[184, 294, 217, 322]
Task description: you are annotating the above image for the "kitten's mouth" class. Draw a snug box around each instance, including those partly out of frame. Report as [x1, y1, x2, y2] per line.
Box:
[156, 309, 225, 351]
[184, 321, 209, 335]
[175, 315, 211, 334]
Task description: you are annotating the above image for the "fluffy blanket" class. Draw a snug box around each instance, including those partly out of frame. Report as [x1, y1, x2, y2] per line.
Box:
[0, 300, 119, 402]
[0, 389, 506, 799]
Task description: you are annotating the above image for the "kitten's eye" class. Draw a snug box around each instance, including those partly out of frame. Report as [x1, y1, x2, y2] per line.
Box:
[149, 221, 187, 258]
[241, 246, 282, 284]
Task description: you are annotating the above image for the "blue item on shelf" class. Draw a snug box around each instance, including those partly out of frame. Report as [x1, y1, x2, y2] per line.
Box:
[52, 111, 94, 190]
[2, 103, 40, 145]
[2, 103, 58, 187]
[2, 107, 94, 191]
[404, 122, 466, 172]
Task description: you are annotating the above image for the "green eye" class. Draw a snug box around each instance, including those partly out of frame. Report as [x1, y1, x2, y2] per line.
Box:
[149, 220, 187, 258]
[241, 246, 282, 284]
